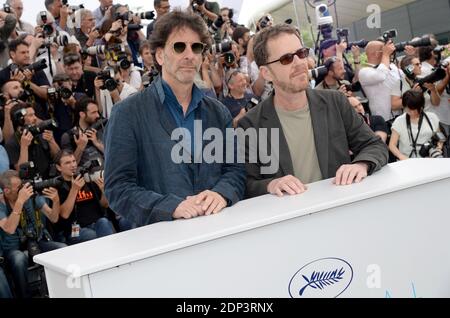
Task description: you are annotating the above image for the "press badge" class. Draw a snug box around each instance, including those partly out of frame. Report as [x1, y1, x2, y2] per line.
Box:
[71, 223, 80, 238]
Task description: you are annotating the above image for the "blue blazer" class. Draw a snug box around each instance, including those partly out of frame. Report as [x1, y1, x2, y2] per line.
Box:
[104, 77, 246, 226]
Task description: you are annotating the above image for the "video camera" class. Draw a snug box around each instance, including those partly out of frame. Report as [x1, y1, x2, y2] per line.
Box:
[77, 157, 104, 183]
[419, 132, 446, 158]
[18, 161, 63, 194]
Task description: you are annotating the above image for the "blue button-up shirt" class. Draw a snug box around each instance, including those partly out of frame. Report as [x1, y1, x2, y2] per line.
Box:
[160, 79, 204, 155]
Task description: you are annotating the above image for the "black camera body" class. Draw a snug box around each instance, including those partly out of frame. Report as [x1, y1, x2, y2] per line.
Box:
[415, 63, 448, 91]
[47, 86, 73, 102]
[259, 15, 272, 29]
[210, 40, 232, 55]
[209, 15, 224, 34]
[309, 65, 328, 81]
[97, 69, 118, 91]
[245, 97, 259, 111]
[419, 132, 446, 158]
[77, 157, 104, 183]
[24, 119, 58, 137]
[3, 3, 11, 13]
[142, 67, 159, 88]
[19, 161, 64, 193]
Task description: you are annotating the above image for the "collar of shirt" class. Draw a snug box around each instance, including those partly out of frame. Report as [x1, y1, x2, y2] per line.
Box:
[156, 77, 204, 122]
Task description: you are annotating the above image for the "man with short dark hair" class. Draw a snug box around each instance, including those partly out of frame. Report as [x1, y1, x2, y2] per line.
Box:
[61, 97, 104, 166]
[54, 149, 113, 245]
[104, 10, 245, 226]
[315, 57, 352, 96]
[146, 0, 171, 40]
[63, 53, 97, 98]
[239, 24, 388, 198]
[6, 103, 60, 178]
[0, 39, 51, 120]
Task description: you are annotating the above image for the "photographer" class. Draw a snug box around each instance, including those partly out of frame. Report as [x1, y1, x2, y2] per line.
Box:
[1, 80, 24, 142]
[221, 70, 255, 127]
[75, 9, 99, 49]
[47, 73, 83, 145]
[359, 40, 402, 121]
[0, 9, 17, 68]
[93, 0, 113, 29]
[0, 169, 65, 298]
[61, 98, 104, 166]
[189, 0, 219, 27]
[389, 90, 442, 160]
[348, 96, 388, 143]
[315, 57, 353, 97]
[6, 0, 34, 35]
[94, 65, 137, 118]
[146, 0, 170, 40]
[55, 149, 113, 245]
[63, 53, 96, 98]
[44, 0, 71, 33]
[0, 39, 51, 120]
[6, 103, 60, 178]
[232, 26, 250, 74]
[396, 55, 440, 108]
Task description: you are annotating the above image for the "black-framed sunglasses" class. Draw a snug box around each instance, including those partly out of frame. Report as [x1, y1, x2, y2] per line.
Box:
[172, 42, 206, 55]
[265, 47, 310, 66]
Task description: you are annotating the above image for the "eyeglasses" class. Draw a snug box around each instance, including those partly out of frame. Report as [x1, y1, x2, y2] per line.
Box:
[264, 47, 310, 66]
[172, 42, 206, 55]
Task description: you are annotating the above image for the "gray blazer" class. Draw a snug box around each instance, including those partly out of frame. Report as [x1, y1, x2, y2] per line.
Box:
[237, 88, 389, 198]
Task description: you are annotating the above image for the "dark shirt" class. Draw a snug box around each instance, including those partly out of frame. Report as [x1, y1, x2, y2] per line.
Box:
[60, 125, 104, 167]
[56, 181, 104, 236]
[146, 20, 156, 40]
[0, 65, 51, 120]
[73, 71, 97, 99]
[221, 93, 254, 118]
[5, 133, 53, 178]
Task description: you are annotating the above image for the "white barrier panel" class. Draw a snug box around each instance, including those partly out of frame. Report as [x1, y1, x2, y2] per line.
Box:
[34, 159, 450, 298]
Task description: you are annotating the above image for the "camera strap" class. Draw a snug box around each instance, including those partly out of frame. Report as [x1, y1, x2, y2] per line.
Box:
[406, 112, 434, 157]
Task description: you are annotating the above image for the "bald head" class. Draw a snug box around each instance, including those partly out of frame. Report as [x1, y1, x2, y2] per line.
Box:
[365, 41, 384, 63]
[348, 96, 365, 114]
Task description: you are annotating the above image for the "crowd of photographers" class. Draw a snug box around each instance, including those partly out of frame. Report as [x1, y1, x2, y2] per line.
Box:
[0, 0, 449, 298]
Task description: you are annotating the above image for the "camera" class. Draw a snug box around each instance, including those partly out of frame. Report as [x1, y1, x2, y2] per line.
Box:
[116, 51, 131, 70]
[419, 132, 446, 158]
[381, 30, 432, 53]
[336, 28, 368, 51]
[19, 161, 64, 193]
[39, 11, 55, 36]
[43, 33, 69, 48]
[142, 67, 159, 88]
[24, 119, 58, 137]
[245, 97, 259, 111]
[210, 40, 232, 55]
[82, 45, 106, 57]
[209, 15, 225, 34]
[316, 4, 333, 41]
[259, 15, 273, 30]
[308, 65, 328, 80]
[77, 158, 104, 183]
[415, 62, 448, 91]
[134, 11, 155, 20]
[97, 68, 118, 91]
[3, 3, 11, 13]
[47, 86, 73, 102]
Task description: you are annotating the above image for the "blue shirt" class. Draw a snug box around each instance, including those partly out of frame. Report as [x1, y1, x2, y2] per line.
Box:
[160, 79, 204, 156]
[0, 196, 48, 253]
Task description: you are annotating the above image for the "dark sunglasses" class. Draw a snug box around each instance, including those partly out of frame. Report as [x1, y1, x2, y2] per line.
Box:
[265, 47, 310, 66]
[172, 42, 206, 55]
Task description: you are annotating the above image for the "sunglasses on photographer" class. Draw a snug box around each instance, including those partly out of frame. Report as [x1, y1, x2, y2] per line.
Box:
[172, 42, 206, 55]
[264, 47, 310, 66]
